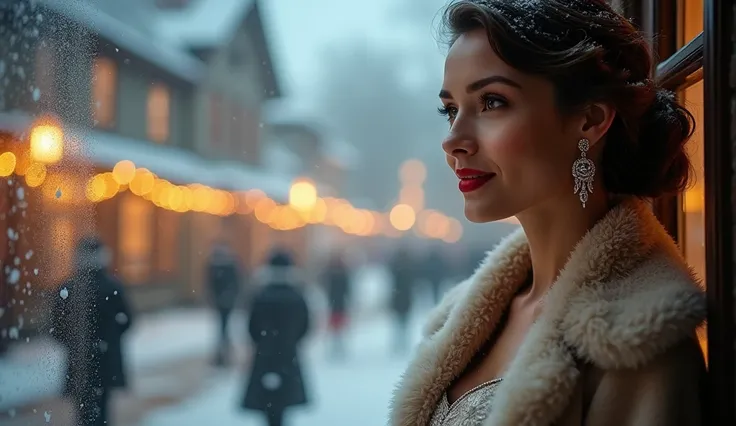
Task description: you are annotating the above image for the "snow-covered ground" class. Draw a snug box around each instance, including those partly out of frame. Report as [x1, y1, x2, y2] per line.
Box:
[141, 311, 424, 426]
[0, 264, 430, 421]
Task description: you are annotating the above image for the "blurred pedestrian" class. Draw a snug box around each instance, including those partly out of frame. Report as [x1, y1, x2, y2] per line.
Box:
[323, 251, 351, 360]
[241, 249, 310, 426]
[423, 247, 447, 306]
[389, 247, 415, 354]
[50, 236, 133, 426]
[206, 240, 244, 367]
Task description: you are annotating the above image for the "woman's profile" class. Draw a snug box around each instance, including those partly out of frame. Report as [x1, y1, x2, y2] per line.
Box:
[388, 1, 707, 425]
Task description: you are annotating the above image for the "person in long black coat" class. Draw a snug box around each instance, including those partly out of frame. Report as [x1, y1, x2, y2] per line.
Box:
[324, 252, 351, 359]
[241, 249, 310, 426]
[389, 247, 415, 354]
[206, 241, 244, 366]
[50, 237, 133, 426]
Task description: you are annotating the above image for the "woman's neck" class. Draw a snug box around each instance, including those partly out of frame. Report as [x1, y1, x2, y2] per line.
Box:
[515, 194, 611, 303]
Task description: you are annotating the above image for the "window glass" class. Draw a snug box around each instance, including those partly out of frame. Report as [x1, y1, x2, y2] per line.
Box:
[678, 0, 706, 358]
[147, 83, 170, 143]
[119, 193, 153, 284]
[92, 57, 117, 128]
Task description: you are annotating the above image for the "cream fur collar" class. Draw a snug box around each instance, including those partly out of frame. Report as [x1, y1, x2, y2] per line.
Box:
[389, 198, 706, 426]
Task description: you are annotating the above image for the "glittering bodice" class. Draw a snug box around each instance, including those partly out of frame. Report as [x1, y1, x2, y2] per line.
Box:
[429, 378, 503, 426]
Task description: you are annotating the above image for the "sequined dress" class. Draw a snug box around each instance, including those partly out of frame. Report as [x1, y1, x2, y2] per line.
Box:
[429, 378, 503, 425]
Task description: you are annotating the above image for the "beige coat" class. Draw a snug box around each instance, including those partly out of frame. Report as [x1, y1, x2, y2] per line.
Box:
[389, 199, 707, 426]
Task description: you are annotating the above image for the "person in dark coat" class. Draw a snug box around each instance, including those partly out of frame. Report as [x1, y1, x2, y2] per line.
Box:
[423, 247, 447, 306]
[323, 252, 351, 359]
[206, 241, 243, 366]
[241, 249, 310, 426]
[50, 237, 133, 426]
[389, 247, 415, 354]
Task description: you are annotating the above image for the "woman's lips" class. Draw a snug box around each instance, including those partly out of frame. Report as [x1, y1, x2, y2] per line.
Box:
[456, 168, 495, 193]
[458, 174, 494, 193]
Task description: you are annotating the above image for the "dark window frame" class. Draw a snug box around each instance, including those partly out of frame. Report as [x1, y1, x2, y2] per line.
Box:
[642, 0, 735, 422]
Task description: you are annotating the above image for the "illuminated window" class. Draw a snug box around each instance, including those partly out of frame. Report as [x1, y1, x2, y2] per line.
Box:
[92, 57, 117, 128]
[678, 0, 705, 358]
[157, 209, 179, 275]
[119, 194, 153, 284]
[49, 218, 74, 283]
[147, 83, 170, 143]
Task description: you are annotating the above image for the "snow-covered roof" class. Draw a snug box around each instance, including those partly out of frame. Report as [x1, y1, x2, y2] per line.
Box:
[153, 0, 255, 48]
[40, 0, 205, 83]
[0, 112, 292, 201]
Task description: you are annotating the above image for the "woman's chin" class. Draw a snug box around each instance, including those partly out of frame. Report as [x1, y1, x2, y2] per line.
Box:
[464, 203, 517, 224]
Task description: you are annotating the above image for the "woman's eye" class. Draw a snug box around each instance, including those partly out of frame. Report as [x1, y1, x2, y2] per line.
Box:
[437, 105, 458, 122]
[482, 95, 506, 111]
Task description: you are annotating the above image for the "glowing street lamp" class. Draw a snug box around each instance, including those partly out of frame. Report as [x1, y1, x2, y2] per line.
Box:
[289, 179, 318, 211]
[389, 203, 416, 231]
[30, 123, 64, 164]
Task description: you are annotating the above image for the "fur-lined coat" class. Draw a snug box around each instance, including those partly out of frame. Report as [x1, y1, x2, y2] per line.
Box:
[389, 199, 707, 426]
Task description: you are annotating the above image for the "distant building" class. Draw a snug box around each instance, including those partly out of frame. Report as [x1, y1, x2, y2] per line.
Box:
[0, 0, 312, 315]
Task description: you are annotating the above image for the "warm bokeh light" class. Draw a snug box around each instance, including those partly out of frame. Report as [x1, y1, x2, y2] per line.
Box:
[443, 218, 463, 243]
[129, 168, 155, 196]
[389, 203, 416, 231]
[399, 159, 427, 186]
[0, 152, 17, 177]
[112, 160, 136, 185]
[399, 186, 424, 211]
[25, 162, 47, 187]
[86, 174, 107, 202]
[289, 179, 318, 211]
[30, 124, 64, 164]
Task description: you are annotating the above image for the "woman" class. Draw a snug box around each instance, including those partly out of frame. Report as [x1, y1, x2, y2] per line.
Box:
[388, 1, 707, 425]
[241, 249, 310, 426]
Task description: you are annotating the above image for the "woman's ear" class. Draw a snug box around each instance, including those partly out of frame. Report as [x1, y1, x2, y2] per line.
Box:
[580, 103, 616, 147]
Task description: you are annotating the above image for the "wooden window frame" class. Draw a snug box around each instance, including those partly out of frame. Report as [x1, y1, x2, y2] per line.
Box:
[644, 0, 735, 423]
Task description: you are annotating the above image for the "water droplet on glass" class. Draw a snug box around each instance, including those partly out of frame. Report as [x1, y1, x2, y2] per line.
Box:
[60, 287, 69, 300]
[25, 249, 33, 260]
[44, 410, 51, 422]
[8, 269, 20, 285]
[55, 188, 62, 199]
[34, 268, 39, 275]
[16, 187, 24, 200]
[115, 47, 119, 52]
[32, 87, 40, 102]
[113, 290, 118, 295]
[13, 257, 19, 265]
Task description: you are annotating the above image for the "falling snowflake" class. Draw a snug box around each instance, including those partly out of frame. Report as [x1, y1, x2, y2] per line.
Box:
[33, 268, 39, 275]
[60, 287, 69, 300]
[8, 269, 20, 285]
[44, 411, 51, 422]
[16, 187, 24, 200]
[32, 87, 40, 102]
[25, 249, 33, 260]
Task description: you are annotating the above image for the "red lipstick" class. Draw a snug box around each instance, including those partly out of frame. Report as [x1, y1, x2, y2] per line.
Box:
[456, 168, 495, 193]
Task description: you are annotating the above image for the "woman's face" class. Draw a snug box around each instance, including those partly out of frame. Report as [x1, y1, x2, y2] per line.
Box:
[440, 29, 583, 223]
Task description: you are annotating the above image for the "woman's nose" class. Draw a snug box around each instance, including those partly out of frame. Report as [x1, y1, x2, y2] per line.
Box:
[442, 129, 478, 157]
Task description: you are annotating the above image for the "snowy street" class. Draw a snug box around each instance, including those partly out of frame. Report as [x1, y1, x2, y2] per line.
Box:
[0, 266, 434, 426]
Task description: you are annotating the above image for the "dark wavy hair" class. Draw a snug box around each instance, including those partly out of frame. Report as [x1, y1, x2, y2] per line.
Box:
[439, 0, 695, 198]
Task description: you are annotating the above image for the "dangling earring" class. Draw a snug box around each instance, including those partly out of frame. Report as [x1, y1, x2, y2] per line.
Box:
[572, 138, 595, 208]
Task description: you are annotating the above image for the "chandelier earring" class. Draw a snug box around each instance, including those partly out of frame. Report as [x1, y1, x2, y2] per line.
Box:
[572, 138, 595, 208]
